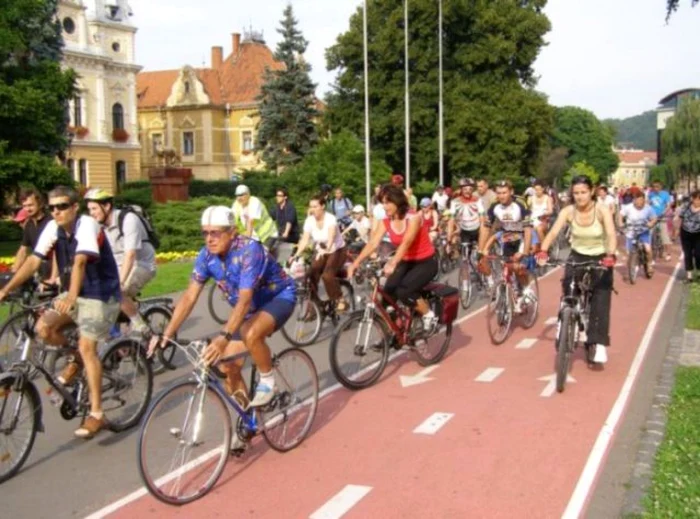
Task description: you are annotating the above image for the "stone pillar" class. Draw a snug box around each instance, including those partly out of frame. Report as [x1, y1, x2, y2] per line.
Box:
[149, 167, 193, 203]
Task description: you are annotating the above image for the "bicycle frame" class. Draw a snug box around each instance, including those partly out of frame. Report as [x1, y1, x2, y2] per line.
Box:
[365, 274, 413, 345]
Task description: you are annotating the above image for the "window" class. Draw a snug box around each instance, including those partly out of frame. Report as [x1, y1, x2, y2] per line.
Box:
[63, 17, 75, 34]
[184, 81, 190, 94]
[116, 161, 127, 191]
[66, 159, 75, 176]
[73, 95, 82, 127]
[151, 133, 163, 156]
[183, 131, 194, 156]
[112, 42, 121, 53]
[112, 103, 124, 130]
[242, 131, 253, 151]
[78, 159, 88, 186]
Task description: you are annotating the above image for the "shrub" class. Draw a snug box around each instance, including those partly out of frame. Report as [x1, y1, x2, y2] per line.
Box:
[0, 219, 23, 241]
[150, 196, 230, 252]
[115, 187, 153, 210]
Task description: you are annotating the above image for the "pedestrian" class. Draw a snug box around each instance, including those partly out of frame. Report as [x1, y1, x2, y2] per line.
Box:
[674, 190, 700, 283]
[273, 187, 299, 264]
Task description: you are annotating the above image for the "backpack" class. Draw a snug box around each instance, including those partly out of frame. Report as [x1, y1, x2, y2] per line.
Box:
[330, 197, 352, 216]
[117, 205, 160, 250]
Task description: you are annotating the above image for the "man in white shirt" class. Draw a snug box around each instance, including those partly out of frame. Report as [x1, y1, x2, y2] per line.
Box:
[431, 185, 450, 212]
[343, 205, 371, 243]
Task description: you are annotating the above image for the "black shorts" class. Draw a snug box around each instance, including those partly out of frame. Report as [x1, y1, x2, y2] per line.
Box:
[502, 241, 522, 258]
[460, 229, 479, 244]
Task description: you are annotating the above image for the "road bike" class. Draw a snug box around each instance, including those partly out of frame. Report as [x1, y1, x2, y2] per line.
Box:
[457, 240, 494, 310]
[626, 226, 653, 284]
[137, 337, 318, 504]
[329, 259, 457, 390]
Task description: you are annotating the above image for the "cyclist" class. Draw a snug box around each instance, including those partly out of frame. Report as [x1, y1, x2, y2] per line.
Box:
[84, 189, 156, 334]
[342, 205, 371, 243]
[648, 181, 673, 262]
[477, 180, 534, 311]
[528, 180, 553, 244]
[618, 191, 657, 273]
[150, 206, 296, 412]
[450, 178, 483, 260]
[0, 186, 121, 438]
[290, 195, 349, 312]
[419, 197, 440, 242]
[537, 175, 617, 364]
[347, 184, 438, 330]
[431, 185, 449, 212]
[11, 187, 53, 280]
[272, 187, 299, 265]
[329, 187, 353, 230]
[476, 178, 496, 216]
[232, 184, 279, 254]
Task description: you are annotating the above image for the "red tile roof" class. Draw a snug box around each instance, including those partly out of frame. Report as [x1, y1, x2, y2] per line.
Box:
[136, 40, 283, 109]
[616, 150, 657, 165]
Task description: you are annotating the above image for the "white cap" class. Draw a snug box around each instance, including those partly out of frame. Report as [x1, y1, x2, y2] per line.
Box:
[201, 206, 233, 227]
[352, 204, 365, 213]
[235, 184, 250, 196]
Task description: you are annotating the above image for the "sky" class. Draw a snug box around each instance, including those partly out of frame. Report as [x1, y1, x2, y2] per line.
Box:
[126, 0, 700, 120]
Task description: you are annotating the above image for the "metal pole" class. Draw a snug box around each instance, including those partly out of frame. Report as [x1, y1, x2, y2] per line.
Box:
[404, 0, 410, 188]
[363, 0, 372, 210]
[438, 0, 444, 187]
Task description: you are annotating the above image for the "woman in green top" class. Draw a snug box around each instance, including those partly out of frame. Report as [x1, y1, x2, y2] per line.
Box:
[538, 176, 618, 364]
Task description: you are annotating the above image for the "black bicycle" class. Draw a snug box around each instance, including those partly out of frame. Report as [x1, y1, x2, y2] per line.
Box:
[626, 226, 653, 284]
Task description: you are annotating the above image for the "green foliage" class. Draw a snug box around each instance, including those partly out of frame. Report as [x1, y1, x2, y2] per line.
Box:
[256, 4, 319, 172]
[666, 0, 699, 21]
[604, 110, 657, 151]
[0, 0, 76, 207]
[0, 220, 22, 242]
[325, 0, 552, 185]
[551, 106, 619, 178]
[563, 161, 600, 187]
[114, 186, 153, 210]
[121, 180, 151, 190]
[539, 146, 569, 188]
[649, 164, 675, 187]
[150, 197, 230, 252]
[662, 98, 700, 191]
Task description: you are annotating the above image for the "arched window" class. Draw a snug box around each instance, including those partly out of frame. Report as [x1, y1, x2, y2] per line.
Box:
[116, 161, 127, 191]
[112, 103, 124, 130]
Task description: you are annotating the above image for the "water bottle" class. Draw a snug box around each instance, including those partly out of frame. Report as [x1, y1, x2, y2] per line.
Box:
[46, 387, 62, 407]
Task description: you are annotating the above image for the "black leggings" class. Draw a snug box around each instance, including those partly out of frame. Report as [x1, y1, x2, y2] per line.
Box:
[562, 250, 613, 346]
[384, 256, 439, 307]
[680, 229, 700, 273]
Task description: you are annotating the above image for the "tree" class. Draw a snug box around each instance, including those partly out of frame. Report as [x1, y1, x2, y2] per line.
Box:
[649, 164, 675, 187]
[551, 106, 619, 179]
[666, 0, 699, 21]
[539, 147, 569, 188]
[662, 98, 700, 191]
[256, 4, 319, 173]
[603, 110, 657, 151]
[0, 0, 75, 208]
[563, 161, 600, 187]
[325, 0, 553, 186]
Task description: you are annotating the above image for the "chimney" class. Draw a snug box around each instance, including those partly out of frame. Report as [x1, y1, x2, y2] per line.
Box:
[232, 33, 241, 55]
[211, 46, 223, 69]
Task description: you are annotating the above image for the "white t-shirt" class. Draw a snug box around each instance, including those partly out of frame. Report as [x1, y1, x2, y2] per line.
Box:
[347, 216, 371, 242]
[303, 212, 345, 251]
[620, 204, 656, 238]
[431, 192, 449, 212]
[35, 215, 101, 258]
[451, 197, 483, 231]
[105, 209, 156, 273]
[601, 194, 617, 212]
[232, 196, 278, 240]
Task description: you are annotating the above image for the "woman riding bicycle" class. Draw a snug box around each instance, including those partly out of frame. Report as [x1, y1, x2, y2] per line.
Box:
[537, 176, 617, 364]
[291, 194, 349, 312]
[420, 197, 439, 242]
[347, 184, 438, 330]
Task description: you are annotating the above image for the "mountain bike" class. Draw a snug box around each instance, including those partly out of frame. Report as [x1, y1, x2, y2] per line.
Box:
[626, 226, 653, 284]
[137, 337, 318, 504]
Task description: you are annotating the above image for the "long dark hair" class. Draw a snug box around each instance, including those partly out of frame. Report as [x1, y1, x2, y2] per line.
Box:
[379, 184, 409, 219]
[569, 175, 595, 202]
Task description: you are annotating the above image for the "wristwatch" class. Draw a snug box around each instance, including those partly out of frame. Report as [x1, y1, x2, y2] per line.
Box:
[219, 330, 234, 341]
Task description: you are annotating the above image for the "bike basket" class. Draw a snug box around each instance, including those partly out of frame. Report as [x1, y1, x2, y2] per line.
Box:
[425, 283, 459, 324]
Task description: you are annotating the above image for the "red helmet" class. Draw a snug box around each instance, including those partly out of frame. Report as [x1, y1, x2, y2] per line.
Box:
[391, 174, 404, 186]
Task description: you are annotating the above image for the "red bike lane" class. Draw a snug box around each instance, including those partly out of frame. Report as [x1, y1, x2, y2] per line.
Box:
[98, 262, 678, 518]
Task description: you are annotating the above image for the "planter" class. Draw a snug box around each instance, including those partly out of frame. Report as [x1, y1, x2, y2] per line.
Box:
[74, 126, 89, 138]
[112, 128, 130, 143]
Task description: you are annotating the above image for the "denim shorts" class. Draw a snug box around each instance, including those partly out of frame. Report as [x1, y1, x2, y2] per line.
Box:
[231, 297, 295, 340]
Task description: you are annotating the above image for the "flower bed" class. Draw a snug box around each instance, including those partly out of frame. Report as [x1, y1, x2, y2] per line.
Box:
[0, 251, 198, 269]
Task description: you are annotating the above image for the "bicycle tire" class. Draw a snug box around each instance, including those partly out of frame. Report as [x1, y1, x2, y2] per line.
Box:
[0, 375, 40, 483]
[137, 380, 231, 505]
[329, 310, 390, 390]
[413, 322, 452, 367]
[458, 263, 474, 310]
[628, 249, 638, 284]
[281, 296, 322, 347]
[142, 306, 177, 372]
[0, 311, 29, 373]
[207, 282, 229, 325]
[642, 247, 653, 279]
[260, 348, 319, 452]
[556, 307, 575, 393]
[521, 273, 539, 329]
[101, 338, 153, 432]
[487, 283, 513, 345]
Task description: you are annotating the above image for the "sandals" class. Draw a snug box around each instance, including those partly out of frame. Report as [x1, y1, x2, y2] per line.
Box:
[74, 414, 106, 439]
[336, 298, 349, 313]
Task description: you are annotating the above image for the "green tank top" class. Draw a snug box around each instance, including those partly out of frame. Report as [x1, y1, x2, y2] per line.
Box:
[570, 204, 606, 256]
[232, 197, 277, 243]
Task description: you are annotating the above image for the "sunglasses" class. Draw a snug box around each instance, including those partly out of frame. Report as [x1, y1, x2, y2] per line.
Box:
[201, 230, 228, 239]
[48, 202, 73, 212]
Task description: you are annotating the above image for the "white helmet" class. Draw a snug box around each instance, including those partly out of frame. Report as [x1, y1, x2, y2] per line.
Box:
[352, 204, 365, 213]
[201, 206, 233, 227]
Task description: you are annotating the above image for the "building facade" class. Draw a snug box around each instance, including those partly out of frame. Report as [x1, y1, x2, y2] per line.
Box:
[58, 0, 141, 193]
[656, 88, 700, 165]
[136, 31, 283, 180]
[610, 149, 657, 188]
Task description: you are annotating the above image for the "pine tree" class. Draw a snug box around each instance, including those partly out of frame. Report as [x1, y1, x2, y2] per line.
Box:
[256, 4, 319, 173]
[0, 0, 75, 207]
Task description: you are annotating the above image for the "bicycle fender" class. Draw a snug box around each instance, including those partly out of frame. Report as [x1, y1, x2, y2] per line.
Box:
[0, 371, 44, 433]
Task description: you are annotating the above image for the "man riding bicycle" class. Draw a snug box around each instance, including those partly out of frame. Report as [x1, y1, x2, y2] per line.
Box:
[84, 189, 156, 334]
[648, 181, 673, 262]
[0, 186, 121, 439]
[232, 184, 279, 256]
[449, 178, 482, 260]
[618, 191, 657, 273]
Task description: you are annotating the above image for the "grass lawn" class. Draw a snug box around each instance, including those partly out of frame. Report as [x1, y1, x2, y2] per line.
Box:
[685, 284, 700, 330]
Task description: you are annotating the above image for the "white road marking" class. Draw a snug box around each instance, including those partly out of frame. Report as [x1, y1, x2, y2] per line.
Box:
[562, 262, 681, 519]
[309, 485, 373, 519]
[400, 365, 439, 387]
[413, 412, 455, 435]
[474, 367, 505, 382]
[545, 316, 558, 326]
[515, 338, 538, 350]
[538, 373, 576, 397]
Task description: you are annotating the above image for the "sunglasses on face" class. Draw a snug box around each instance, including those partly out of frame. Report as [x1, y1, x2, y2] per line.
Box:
[201, 230, 227, 239]
[48, 202, 72, 213]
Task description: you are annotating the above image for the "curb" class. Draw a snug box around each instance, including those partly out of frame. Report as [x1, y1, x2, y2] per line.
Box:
[620, 285, 688, 515]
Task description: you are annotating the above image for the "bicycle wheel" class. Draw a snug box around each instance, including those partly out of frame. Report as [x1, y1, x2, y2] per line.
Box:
[0, 376, 40, 483]
[281, 295, 322, 347]
[207, 282, 229, 325]
[143, 306, 177, 372]
[521, 273, 539, 329]
[556, 307, 576, 393]
[458, 262, 474, 310]
[0, 311, 29, 372]
[329, 310, 390, 390]
[137, 381, 231, 505]
[642, 247, 653, 279]
[628, 249, 639, 284]
[413, 318, 452, 367]
[259, 348, 319, 452]
[487, 283, 513, 345]
[101, 338, 153, 432]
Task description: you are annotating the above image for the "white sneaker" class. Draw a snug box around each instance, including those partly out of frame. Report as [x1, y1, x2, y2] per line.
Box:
[513, 298, 523, 314]
[250, 379, 276, 407]
[579, 330, 588, 343]
[593, 345, 608, 364]
[422, 310, 436, 331]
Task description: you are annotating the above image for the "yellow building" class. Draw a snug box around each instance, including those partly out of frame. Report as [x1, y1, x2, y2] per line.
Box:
[611, 149, 657, 188]
[58, 0, 142, 193]
[136, 31, 283, 180]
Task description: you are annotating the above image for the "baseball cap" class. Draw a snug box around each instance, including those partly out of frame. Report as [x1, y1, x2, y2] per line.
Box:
[13, 208, 29, 223]
[420, 197, 432, 208]
[201, 206, 233, 227]
[235, 184, 250, 196]
[352, 204, 365, 213]
[391, 174, 404, 186]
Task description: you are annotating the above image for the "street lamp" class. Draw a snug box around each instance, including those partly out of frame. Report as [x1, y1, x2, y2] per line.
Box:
[438, 0, 444, 187]
[363, 0, 371, 210]
[404, 0, 410, 188]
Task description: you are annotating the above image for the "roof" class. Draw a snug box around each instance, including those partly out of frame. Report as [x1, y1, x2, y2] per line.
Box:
[136, 40, 284, 109]
[658, 88, 700, 106]
[616, 150, 657, 165]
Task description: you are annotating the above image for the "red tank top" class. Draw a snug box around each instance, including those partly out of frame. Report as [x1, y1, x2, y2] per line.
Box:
[421, 210, 435, 232]
[383, 214, 435, 261]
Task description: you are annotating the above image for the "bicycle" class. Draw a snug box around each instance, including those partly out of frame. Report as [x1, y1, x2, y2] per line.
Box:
[651, 220, 665, 261]
[435, 231, 458, 275]
[485, 254, 539, 345]
[457, 240, 493, 310]
[0, 300, 153, 483]
[626, 226, 653, 284]
[548, 259, 610, 393]
[137, 337, 318, 504]
[328, 259, 457, 390]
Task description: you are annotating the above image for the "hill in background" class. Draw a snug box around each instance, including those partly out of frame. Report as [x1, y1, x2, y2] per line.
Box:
[604, 110, 657, 151]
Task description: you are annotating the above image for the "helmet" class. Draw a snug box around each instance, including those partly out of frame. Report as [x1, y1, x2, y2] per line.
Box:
[84, 188, 113, 203]
[352, 204, 365, 213]
[441, 209, 452, 217]
[420, 197, 432, 208]
[458, 178, 475, 188]
[391, 174, 404, 186]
